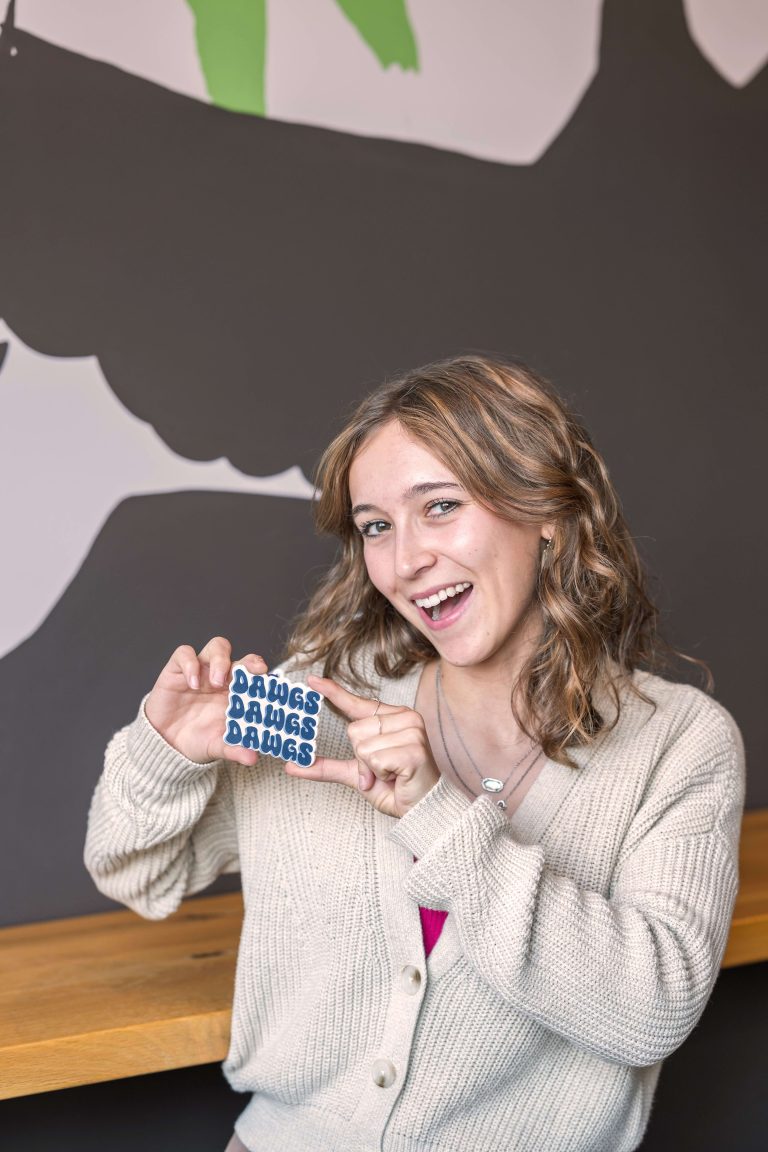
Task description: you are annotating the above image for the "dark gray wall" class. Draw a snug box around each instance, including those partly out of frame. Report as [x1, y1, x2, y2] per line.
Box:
[1, 0, 765, 929]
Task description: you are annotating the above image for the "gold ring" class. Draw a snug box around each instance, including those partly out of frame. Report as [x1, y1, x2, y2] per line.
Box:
[372, 699, 382, 718]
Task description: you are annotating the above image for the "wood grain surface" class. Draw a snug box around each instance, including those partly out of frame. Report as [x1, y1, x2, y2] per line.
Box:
[0, 892, 241, 1099]
[1, 812, 765, 1099]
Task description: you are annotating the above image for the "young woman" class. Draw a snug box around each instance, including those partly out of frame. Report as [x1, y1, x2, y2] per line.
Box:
[85, 355, 744, 1152]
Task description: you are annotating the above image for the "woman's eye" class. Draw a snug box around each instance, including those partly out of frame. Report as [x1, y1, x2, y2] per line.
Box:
[359, 520, 389, 538]
[427, 499, 460, 517]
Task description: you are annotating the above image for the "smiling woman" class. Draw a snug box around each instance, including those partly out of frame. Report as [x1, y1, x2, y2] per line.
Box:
[289, 355, 662, 767]
[85, 354, 744, 1152]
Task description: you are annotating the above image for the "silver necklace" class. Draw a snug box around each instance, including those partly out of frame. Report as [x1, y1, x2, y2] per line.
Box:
[435, 665, 543, 811]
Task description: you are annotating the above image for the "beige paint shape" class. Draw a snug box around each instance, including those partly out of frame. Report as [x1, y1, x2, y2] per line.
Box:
[0, 322, 312, 660]
[685, 0, 768, 86]
[14, 0, 208, 101]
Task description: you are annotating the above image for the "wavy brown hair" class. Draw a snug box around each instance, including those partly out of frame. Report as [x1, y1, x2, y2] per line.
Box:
[287, 355, 705, 765]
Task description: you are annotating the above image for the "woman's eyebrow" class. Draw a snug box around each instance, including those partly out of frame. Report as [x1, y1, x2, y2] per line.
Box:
[351, 482, 461, 518]
[405, 481, 462, 499]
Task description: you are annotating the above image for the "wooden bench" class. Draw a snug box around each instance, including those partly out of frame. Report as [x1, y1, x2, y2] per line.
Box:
[1, 809, 766, 1101]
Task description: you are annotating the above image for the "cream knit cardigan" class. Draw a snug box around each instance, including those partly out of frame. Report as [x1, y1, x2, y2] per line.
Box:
[85, 654, 744, 1152]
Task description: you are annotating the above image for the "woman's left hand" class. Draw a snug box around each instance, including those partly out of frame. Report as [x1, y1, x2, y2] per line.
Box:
[283, 675, 440, 818]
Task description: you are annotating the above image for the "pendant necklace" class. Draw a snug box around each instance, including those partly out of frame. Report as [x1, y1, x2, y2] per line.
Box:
[435, 664, 543, 811]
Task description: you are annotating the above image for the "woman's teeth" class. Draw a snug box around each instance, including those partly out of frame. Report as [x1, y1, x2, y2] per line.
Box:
[414, 582, 472, 621]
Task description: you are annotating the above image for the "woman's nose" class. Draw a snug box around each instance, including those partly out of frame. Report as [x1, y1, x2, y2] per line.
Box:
[394, 527, 435, 579]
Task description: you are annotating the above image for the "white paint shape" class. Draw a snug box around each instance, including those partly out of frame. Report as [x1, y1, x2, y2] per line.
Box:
[14, 0, 602, 165]
[16, 0, 208, 102]
[684, 0, 768, 86]
[267, 0, 602, 164]
[0, 321, 313, 660]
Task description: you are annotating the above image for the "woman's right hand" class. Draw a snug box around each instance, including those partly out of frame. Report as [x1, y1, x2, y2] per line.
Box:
[144, 637, 267, 766]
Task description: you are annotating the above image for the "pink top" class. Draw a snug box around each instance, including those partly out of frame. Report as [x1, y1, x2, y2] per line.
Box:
[414, 858, 448, 955]
[418, 906, 448, 956]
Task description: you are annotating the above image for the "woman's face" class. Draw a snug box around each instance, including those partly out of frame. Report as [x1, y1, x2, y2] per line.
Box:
[348, 420, 552, 678]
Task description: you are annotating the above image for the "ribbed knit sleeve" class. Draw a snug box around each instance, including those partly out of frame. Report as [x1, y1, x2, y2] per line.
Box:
[391, 691, 745, 1068]
[84, 699, 238, 920]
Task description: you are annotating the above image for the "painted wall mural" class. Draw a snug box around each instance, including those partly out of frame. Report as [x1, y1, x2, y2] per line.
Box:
[16, 0, 768, 162]
[0, 0, 766, 929]
[0, 322, 312, 659]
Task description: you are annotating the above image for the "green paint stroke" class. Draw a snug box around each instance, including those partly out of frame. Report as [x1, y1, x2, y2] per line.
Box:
[186, 0, 267, 116]
[333, 0, 419, 71]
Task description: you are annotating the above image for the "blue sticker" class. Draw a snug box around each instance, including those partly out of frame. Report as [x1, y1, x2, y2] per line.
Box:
[223, 665, 324, 767]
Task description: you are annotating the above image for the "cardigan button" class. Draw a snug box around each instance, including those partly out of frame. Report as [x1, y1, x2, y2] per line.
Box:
[400, 964, 422, 994]
[371, 1058, 397, 1088]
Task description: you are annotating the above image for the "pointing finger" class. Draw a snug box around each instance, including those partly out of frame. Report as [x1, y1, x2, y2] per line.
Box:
[284, 755, 363, 790]
[307, 675, 393, 723]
